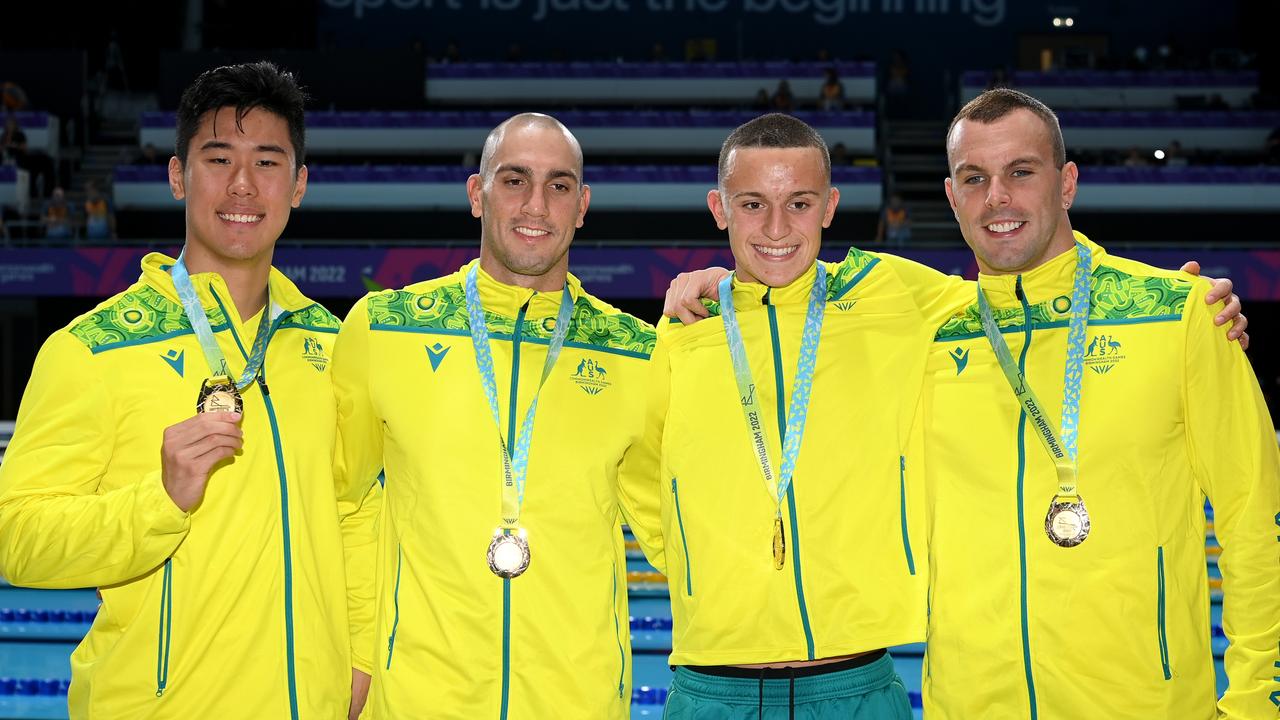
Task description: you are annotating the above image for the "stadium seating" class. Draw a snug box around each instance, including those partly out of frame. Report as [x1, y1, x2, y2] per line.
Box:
[426, 61, 876, 106]
[139, 110, 877, 155]
[7, 113, 59, 157]
[1059, 111, 1280, 151]
[960, 71, 1259, 110]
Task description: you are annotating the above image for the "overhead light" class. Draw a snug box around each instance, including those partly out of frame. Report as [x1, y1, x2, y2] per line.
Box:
[1154, 149, 1166, 160]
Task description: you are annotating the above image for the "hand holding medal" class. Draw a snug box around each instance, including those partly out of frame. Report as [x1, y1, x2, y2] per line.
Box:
[160, 410, 244, 512]
[165, 249, 279, 512]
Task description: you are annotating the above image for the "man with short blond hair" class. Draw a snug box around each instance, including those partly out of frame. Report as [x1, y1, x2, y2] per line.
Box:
[922, 87, 1279, 719]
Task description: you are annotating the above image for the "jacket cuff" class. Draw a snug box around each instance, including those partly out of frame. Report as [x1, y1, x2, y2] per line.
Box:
[140, 470, 191, 533]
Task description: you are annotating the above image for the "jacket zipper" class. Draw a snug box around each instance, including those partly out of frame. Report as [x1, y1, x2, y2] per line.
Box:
[1157, 546, 1172, 679]
[386, 543, 403, 669]
[765, 291, 815, 661]
[499, 300, 529, 720]
[214, 299, 300, 719]
[1014, 277, 1040, 719]
[611, 559, 626, 699]
[898, 456, 916, 575]
[258, 370, 300, 720]
[154, 559, 174, 697]
[671, 478, 693, 596]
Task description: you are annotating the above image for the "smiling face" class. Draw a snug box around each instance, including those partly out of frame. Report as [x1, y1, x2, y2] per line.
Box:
[467, 120, 589, 292]
[944, 108, 1077, 275]
[168, 106, 306, 270]
[709, 146, 838, 287]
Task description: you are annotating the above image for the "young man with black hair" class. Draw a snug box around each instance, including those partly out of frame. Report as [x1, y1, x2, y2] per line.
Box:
[0, 61, 373, 719]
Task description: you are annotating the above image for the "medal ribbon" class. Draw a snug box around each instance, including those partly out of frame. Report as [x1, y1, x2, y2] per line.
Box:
[464, 264, 573, 529]
[976, 241, 1091, 498]
[170, 249, 277, 390]
[718, 262, 827, 516]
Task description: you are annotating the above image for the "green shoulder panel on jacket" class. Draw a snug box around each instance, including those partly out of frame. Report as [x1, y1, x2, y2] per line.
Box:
[68, 286, 214, 353]
[828, 246, 880, 300]
[366, 283, 655, 357]
[1090, 265, 1192, 321]
[280, 303, 341, 332]
[566, 297, 656, 358]
[365, 284, 478, 334]
[933, 265, 1193, 342]
[933, 298, 1056, 342]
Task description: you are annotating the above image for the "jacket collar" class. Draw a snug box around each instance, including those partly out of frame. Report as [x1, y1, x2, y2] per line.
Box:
[728, 261, 820, 308]
[140, 251, 315, 326]
[975, 231, 1104, 308]
[462, 258, 584, 320]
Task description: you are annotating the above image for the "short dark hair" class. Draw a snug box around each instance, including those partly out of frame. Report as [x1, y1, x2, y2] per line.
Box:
[947, 88, 1066, 169]
[175, 61, 307, 174]
[718, 113, 831, 186]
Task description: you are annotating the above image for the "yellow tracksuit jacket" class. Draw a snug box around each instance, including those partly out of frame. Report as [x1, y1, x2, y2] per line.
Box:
[333, 261, 656, 720]
[618, 249, 967, 666]
[0, 253, 367, 718]
[922, 234, 1280, 718]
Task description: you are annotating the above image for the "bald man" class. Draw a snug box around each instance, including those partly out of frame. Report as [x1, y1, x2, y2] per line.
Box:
[333, 114, 659, 719]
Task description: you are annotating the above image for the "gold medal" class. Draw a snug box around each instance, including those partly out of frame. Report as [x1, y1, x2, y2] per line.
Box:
[487, 528, 531, 578]
[196, 376, 243, 415]
[772, 516, 785, 570]
[1045, 495, 1091, 547]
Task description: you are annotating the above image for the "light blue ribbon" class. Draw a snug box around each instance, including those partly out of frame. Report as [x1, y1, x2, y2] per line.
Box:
[719, 262, 827, 515]
[464, 264, 573, 527]
[976, 241, 1091, 496]
[170, 250, 276, 391]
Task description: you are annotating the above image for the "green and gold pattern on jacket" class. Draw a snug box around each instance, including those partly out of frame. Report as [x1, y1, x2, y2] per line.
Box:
[934, 266, 1192, 342]
[368, 285, 656, 357]
[1090, 266, 1191, 321]
[280, 303, 341, 332]
[69, 286, 217, 352]
[827, 246, 878, 300]
[563, 298, 656, 356]
[368, 285, 487, 334]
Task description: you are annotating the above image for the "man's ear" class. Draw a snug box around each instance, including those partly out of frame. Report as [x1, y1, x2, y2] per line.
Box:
[168, 156, 185, 200]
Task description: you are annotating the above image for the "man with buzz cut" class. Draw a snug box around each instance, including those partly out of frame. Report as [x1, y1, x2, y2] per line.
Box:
[922, 88, 1279, 719]
[332, 113, 657, 719]
[616, 112, 984, 719]
[0, 62, 371, 719]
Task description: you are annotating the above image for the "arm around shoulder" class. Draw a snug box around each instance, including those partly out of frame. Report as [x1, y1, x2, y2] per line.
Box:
[616, 326, 673, 574]
[871, 252, 973, 328]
